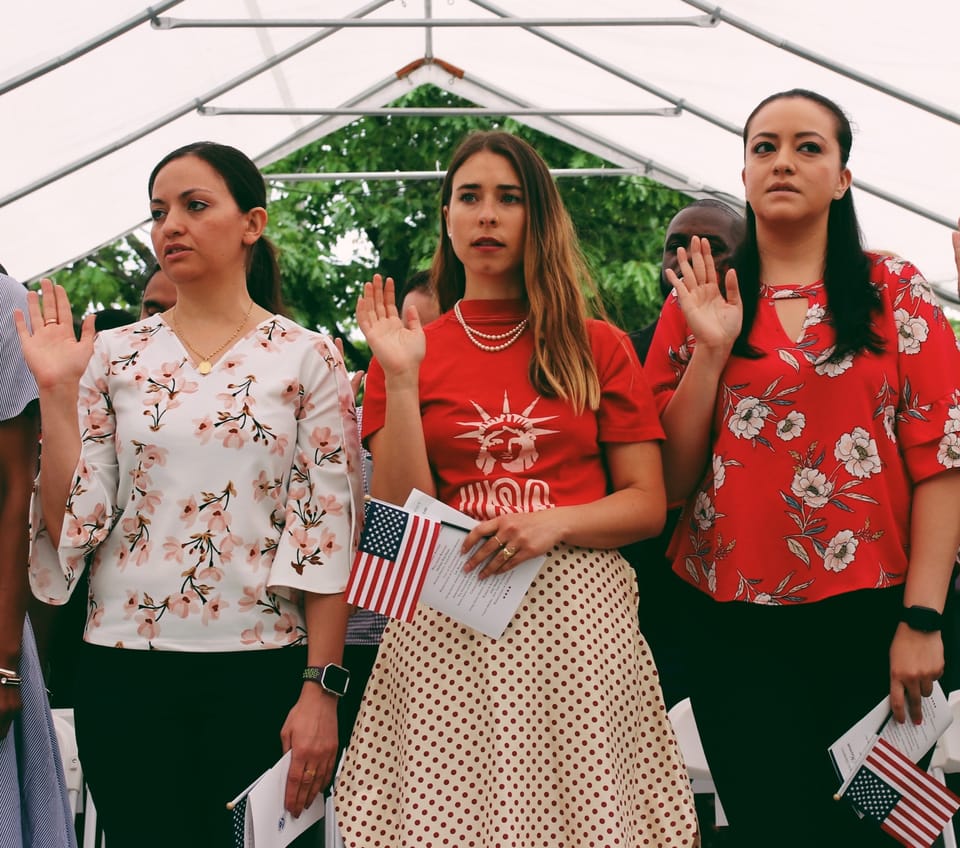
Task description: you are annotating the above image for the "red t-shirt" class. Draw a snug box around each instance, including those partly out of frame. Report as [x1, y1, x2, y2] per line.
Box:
[362, 299, 664, 520]
[644, 254, 960, 604]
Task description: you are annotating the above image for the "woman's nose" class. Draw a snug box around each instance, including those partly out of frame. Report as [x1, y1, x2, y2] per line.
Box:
[773, 151, 795, 174]
[478, 202, 498, 225]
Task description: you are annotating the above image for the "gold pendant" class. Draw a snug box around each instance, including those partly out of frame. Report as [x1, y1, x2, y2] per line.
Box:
[198, 360, 212, 375]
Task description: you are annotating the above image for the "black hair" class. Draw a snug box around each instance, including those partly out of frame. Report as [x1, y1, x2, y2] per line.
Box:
[148, 142, 285, 314]
[395, 269, 432, 311]
[732, 89, 882, 360]
[93, 308, 138, 332]
[139, 263, 162, 292]
[685, 198, 743, 219]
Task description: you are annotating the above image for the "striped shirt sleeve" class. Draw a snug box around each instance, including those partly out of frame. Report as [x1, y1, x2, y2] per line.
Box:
[0, 274, 38, 421]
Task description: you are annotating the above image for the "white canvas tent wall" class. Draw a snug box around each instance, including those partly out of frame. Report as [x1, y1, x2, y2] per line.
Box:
[0, 0, 958, 303]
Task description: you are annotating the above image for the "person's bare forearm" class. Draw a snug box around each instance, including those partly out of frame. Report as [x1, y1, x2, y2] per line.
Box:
[660, 345, 728, 502]
[369, 378, 435, 505]
[0, 411, 39, 667]
[36, 382, 82, 545]
[903, 470, 960, 613]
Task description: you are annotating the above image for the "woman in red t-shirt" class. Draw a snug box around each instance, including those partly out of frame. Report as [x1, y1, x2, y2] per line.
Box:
[645, 89, 960, 848]
[334, 131, 699, 847]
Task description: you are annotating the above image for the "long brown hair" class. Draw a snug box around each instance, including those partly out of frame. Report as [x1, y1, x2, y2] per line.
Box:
[431, 131, 604, 412]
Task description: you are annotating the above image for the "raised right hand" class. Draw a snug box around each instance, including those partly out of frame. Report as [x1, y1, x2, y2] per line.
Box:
[355, 274, 425, 380]
[665, 235, 743, 353]
[13, 278, 95, 390]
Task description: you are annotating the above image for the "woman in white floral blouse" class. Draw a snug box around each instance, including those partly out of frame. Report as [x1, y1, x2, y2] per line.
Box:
[644, 90, 960, 848]
[16, 142, 362, 848]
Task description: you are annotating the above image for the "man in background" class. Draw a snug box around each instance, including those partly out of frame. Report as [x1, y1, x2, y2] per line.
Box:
[624, 198, 745, 708]
[139, 264, 177, 319]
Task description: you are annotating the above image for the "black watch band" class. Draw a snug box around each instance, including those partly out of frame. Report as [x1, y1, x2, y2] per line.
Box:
[302, 663, 350, 697]
[900, 605, 943, 633]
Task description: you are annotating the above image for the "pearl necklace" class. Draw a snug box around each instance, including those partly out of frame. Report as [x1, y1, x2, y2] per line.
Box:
[453, 300, 529, 352]
[171, 300, 254, 375]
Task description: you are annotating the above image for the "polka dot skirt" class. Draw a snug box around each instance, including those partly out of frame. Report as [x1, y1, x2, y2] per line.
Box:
[335, 546, 700, 847]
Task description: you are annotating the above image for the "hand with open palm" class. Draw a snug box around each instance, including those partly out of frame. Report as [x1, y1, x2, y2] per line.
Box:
[13, 278, 95, 391]
[355, 274, 425, 385]
[664, 235, 743, 355]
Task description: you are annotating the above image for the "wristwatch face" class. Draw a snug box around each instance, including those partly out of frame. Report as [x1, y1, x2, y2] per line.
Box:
[322, 663, 350, 696]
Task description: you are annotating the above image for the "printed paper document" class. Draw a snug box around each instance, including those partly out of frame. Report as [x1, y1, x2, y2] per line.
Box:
[403, 489, 545, 638]
[829, 681, 953, 781]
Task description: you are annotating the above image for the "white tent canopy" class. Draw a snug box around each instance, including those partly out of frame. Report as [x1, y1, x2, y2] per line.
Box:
[1, 0, 958, 301]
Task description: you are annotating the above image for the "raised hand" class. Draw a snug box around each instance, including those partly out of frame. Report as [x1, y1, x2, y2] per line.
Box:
[665, 235, 742, 353]
[355, 274, 425, 380]
[13, 278, 95, 390]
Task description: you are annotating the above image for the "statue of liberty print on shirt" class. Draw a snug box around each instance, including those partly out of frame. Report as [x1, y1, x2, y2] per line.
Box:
[454, 391, 559, 517]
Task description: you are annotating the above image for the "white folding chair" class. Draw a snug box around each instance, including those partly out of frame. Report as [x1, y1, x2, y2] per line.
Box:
[667, 697, 727, 827]
[51, 707, 104, 848]
[929, 690, 960, 848]
[51, 708, 83, 818]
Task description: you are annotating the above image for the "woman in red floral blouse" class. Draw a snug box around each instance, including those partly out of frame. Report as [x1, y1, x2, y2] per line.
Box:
[645, 89, 960, 848]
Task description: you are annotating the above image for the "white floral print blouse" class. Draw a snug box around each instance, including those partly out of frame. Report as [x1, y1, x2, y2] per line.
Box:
[645, 254, 960, 605]
[29, 314, 362, 650]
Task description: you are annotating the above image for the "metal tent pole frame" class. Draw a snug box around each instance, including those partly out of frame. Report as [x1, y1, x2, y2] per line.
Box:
[469, 0, 956, 228]
[681, 0, 960, 126]
[0, 1, 185, 96]
[200, 106, 682, 118]
[0, 0, 394, 210]
[152, 15, 718, 30]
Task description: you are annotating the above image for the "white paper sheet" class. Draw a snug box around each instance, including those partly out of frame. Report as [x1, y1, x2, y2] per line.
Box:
[828, 681, 953, 781]
[234, 750, 325, 848]
[402, 489, 545, 638]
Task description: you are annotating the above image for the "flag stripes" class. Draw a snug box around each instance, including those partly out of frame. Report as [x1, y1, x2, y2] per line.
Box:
[345, 501, 441, 623]
[847, 736, 960, 848]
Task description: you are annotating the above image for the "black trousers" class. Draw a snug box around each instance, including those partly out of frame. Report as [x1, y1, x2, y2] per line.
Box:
[681, 582, 930, 848]
[74, 643, 309, 848]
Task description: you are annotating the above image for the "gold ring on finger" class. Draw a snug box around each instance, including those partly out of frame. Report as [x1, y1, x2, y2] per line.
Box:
[502, 545, 517, 559]
[44, 318, 57, 325]
[493, 535, 504, 548]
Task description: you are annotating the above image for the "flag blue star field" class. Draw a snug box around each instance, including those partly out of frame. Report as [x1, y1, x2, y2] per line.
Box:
[345, 500, 441, 623]
[845, 737, 960, 848]
[231, 795, 248, 848]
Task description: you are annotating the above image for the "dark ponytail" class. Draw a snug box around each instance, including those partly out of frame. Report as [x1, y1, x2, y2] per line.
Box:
[247, 238, 284, 315]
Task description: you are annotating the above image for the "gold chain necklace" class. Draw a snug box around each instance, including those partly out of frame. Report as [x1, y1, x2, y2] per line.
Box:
[171, 300, 254, 375]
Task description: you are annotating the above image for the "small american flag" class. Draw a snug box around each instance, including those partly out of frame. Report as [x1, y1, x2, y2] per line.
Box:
[845, 736, 960, 848]
[345, 500, 441, 623]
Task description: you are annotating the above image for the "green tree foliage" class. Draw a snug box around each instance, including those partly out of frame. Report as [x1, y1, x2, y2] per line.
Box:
[53, 85, 692, 364]
[265, 85, 689, 369]
[52, 233, 155, 317]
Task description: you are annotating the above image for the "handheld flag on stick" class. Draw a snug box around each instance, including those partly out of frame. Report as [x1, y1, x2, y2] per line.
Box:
[345, 500, 441, 622]
[842, 736, 960, 848]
